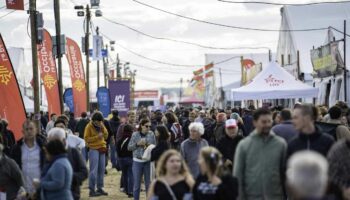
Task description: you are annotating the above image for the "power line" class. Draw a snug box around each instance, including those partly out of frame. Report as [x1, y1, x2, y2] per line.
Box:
[101, 16, 271, 50]
[217, 0, 350, 6]
[131, 0, 330, 32]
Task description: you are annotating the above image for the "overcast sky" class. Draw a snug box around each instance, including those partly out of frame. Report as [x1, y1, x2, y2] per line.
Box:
[0, 0, 337, 91]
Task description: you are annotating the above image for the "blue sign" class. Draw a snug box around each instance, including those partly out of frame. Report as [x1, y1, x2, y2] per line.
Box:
[63, 88, 74, 113]
[96, 87, 111, 118]
[89, 49, 107, 58]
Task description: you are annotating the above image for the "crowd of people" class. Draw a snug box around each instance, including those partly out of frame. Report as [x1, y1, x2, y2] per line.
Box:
[0, 101, 350, 200]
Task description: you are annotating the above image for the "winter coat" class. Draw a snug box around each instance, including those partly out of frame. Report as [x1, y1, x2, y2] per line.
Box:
[180, 138, 208, 178]
[127, 131, 156, 160]
[272, 121, 298, 143]
[150, 141, 170, 163]
[67, 147, 88, 200]
[75, 118, 89, 139]
[287, 127, 335, 159]
[0, 154, 24, 200]
[233, 130, 287, 200]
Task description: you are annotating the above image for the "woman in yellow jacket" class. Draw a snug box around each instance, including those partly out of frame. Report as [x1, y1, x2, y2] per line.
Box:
[84, 111, 109, 197]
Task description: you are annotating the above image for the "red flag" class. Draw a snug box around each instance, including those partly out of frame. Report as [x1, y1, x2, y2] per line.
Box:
[193, 68, 204, 76]
[0, 34, 27, 140]
[204, 63, 214, 71]
[6, 0, 24, 10]
[204, 70, 214, 78]
[37, 30, 61, 116]
[65, 37, 87, 117]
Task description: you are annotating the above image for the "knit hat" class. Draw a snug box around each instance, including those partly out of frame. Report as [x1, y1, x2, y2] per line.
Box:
[225, 119, 237, 128]
[230, 113, 240, 120]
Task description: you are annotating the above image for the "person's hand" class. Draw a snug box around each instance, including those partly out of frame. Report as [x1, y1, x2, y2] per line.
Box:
[343, 187, 350, 200]
[225, 159, 232, 167]
[137, 138, 146, 146]
[32, 178, 40, 189]
[98, 132, 104, 139]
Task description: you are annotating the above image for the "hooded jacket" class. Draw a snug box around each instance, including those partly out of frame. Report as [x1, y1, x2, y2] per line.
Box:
[287, 127, 335, 159]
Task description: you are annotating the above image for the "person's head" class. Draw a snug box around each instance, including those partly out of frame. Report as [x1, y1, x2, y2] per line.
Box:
[81, 112, 87, 119]
[57, 115, 69, 126]
[1, 119, 8, 129]
[69, 112, 74, 119]
[112, 110, 119, 117]
[272, 111, 281, 125]
[156, 149, 190, 177]
[287, 151, 328, 200]
[165, 112, 177, 124]
[47, 127, 67, 145]
[183, 110, 190, 118]
[54, 119, 67, 129]
[91, 111, 104, 126]
[22, 120, 37, 140]
[225, 119, 238, 138]
[328, 106, 342, 120]
[44, 139, 67, 161]
[127, 111, 136, 124]
[216, 112, 227, 123]
[189, 111, 197, 122]
[138, 118, 151, 133]
[155, 111, 163, 123]
[199, 110, 206, 118]
[122, 124, 133, 136]
[50, 113, 57, 121]
[155, 125, 170, 142]
[280, 109, 292, 122]
[293, 104, 318, 132]
[198, 147, 223, 177]
[253, 108, 272, 135]
[189, 122, 204, 140]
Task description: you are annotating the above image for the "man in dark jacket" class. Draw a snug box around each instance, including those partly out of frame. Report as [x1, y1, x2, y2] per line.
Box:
[272, 109, 298, 142]
[216, 119, 243, 171]
[47, 127, 88, 200]
[288, 104, 335, 159]
[68, 112, 78, 133]
[75, 112, 89, 161]
[109, 110, 121, 169]
[11, 120, 46, 197]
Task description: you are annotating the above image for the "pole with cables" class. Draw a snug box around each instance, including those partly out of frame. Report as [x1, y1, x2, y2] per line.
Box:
[85, 4, 91, 112]
[344, 20, 347, 102]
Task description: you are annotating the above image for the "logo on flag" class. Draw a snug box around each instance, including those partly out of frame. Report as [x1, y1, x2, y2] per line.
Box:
[43, 74, 57, 90]
[0, 65, 12, 85]
[73, 79, 85, 92]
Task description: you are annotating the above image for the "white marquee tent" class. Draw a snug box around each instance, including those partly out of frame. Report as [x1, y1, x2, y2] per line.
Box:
[231, 62, 318, 101]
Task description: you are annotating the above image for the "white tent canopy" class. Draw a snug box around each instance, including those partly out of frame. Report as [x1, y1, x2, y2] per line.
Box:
[231, 62, 318, 101]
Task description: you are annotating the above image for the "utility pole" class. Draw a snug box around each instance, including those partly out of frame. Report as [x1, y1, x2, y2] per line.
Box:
[54, 0, 64, 113]
[29, 0, 40, 128]
[96, 26, 100, 88]
[116, 54, 121, 78]
[344, 20, 347, 102]
[85, 5, 91, 112]
[268, 49, 272, 62]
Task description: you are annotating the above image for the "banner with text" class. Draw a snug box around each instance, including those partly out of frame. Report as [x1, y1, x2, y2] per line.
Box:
[65, 37, 87, 117]
[0, 34, 26, 140]
[109, 80, 130, 117]
[37, 29, 61, 115]
[63, 88, 74, 113]
[96, 87, 111, 118]
[6, 0, 24, 10]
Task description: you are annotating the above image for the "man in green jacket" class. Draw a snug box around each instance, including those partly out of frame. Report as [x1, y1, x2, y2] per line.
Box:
[233, 108, 287, 200]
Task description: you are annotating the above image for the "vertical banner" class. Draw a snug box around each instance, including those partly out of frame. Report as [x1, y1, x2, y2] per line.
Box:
[6, 0, 24, 10]
[96, 87, 110, 118]
[109, 80, 130, 117]
[0, 34, 26, 140]
[63, 88, 74, 113]
[241, 59, 262, 86]
[92, 35, 103, 60]
[65, 37, 87, 117]
[37, 29, 61, 115]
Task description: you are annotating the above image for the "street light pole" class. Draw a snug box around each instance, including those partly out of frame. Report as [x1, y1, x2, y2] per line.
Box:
[29, 0, 40, 128]
[53, 0, 64, 113]
[96, 26, 100, 88]
[85, 5, 91, 112]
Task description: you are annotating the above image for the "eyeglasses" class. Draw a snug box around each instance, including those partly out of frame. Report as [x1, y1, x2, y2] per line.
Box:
[144, 125, 151, 128]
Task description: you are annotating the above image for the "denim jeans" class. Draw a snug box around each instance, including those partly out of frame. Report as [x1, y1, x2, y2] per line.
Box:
[110, 142, 117, 168]
[82, 147, 89, 162]
[132, 161, 151, 200]
[119, 157, 133, 195]
[88, 149, 106, 191]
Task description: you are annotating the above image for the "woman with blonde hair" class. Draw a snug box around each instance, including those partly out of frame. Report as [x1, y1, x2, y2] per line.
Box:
[193, 147, 238, 200]
[147, 149, 194, 200]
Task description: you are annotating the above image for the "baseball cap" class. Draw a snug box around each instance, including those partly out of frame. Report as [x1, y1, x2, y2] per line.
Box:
[225, 119, 237, 128]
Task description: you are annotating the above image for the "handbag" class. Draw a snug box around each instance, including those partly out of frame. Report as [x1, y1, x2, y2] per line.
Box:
[142, 144, 155, 161]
